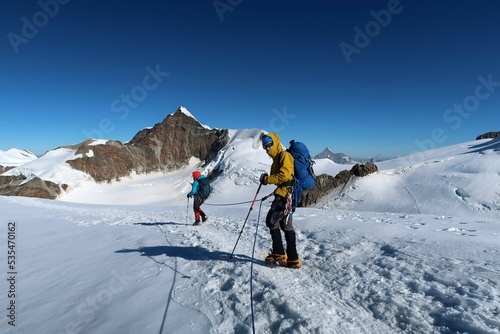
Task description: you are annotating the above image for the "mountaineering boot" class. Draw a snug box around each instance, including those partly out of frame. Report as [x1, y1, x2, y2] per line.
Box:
[265, 253, 287, 264]
[200, 210, 208, 222]
[193, 220, 202, 226]
[281, 258, 301, 269]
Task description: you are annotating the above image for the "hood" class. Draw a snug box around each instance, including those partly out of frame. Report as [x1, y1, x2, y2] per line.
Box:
[266, 133, 283, 158]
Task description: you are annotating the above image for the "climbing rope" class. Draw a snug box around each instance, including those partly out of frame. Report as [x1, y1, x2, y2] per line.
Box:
[203, 200, 255, 206]
[249, 197, 265, 334]
[203, 193, 273, 207]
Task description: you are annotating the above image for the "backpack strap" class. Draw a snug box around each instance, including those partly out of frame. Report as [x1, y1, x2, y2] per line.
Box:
[277, 150, 294, 188]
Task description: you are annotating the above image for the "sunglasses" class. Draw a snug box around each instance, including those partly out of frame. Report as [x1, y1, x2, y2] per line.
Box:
[262, 142, 273, 150]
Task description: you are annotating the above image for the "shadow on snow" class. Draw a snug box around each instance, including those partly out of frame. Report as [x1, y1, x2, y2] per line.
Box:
[115, 245, 259, 265]
[134, 221, 185, 227]
[465, 137, 500, 154]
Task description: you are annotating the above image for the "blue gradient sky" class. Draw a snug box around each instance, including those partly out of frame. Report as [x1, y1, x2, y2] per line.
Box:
[2, 1, 500, 159]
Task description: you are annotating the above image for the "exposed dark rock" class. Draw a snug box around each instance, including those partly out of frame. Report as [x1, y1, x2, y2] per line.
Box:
[0, 175, 67, 199]
[299, 162, 378, 208]
[12, 177, 62, 199]
[0, 175, 26, 196]
[0, 166, 15, 174]
[476, 132, 500, 140]
[351, 162, 379, 177]
[66, 140, 136, 183]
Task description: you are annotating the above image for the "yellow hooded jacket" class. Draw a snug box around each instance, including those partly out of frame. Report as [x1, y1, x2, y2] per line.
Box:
[264, 133, 294, 198]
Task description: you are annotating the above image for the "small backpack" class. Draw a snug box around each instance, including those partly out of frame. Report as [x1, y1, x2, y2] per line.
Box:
[197, 177, 212, 200]
[287, 140, 316, 210]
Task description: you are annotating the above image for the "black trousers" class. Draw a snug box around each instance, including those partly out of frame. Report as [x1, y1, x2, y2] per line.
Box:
[193, 197, 206, 221]
[265, 195, 299, 261]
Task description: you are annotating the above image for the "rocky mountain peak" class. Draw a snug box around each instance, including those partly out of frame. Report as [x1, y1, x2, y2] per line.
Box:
[128, 107, 206, 145]
[315, 148, 356, 164]
[66, 106, 229, 182]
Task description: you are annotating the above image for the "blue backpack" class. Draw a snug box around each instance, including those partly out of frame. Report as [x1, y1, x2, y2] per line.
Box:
[287, 140, 316, 210]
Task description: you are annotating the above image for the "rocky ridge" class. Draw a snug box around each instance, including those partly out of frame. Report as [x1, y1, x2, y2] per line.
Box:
[299, 162, 378, 208]
[476, 131, 500, 140]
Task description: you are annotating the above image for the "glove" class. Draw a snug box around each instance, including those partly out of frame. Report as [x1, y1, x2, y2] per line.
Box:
[260, 173, 268, 185]
[187, 193, 192, 198]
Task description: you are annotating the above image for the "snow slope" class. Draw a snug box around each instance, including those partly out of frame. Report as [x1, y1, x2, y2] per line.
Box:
[1, 133, 499, 334]
[3, 147, 93, 189]
[0, 149, 37, 168]
[318, 137, 500, 219]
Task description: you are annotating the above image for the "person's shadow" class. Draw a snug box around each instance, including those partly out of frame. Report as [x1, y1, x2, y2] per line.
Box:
[116, 245, 247, 262]
[134, 221, 185, 227]
[117, 221, 261, 264]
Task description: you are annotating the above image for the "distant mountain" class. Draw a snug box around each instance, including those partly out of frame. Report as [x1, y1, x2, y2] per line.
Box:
[314, 148, 356, 164]
[0, 148, 37, 173]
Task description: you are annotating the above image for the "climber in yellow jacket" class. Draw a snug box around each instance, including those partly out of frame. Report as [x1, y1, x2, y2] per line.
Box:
[260, 133, 301, 269]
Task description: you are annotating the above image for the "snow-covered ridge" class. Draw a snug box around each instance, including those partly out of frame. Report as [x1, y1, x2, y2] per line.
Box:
[88, 139, 109, 146]
[0, 148, 37, 166]
[3, 147, 92, 188]
[317, 138, 500, 218]
[173, 105, 211, 130]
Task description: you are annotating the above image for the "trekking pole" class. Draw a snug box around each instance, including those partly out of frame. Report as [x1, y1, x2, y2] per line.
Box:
[186, 197, 190, 226]
[228, 181, 263, 260]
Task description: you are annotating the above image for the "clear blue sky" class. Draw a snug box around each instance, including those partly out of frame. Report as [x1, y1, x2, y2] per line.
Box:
[2, 1, 499, 159]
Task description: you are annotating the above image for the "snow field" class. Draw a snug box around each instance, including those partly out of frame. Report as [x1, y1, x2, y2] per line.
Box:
[3, 194, 499, 333]
[1, 133, 499, 333]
